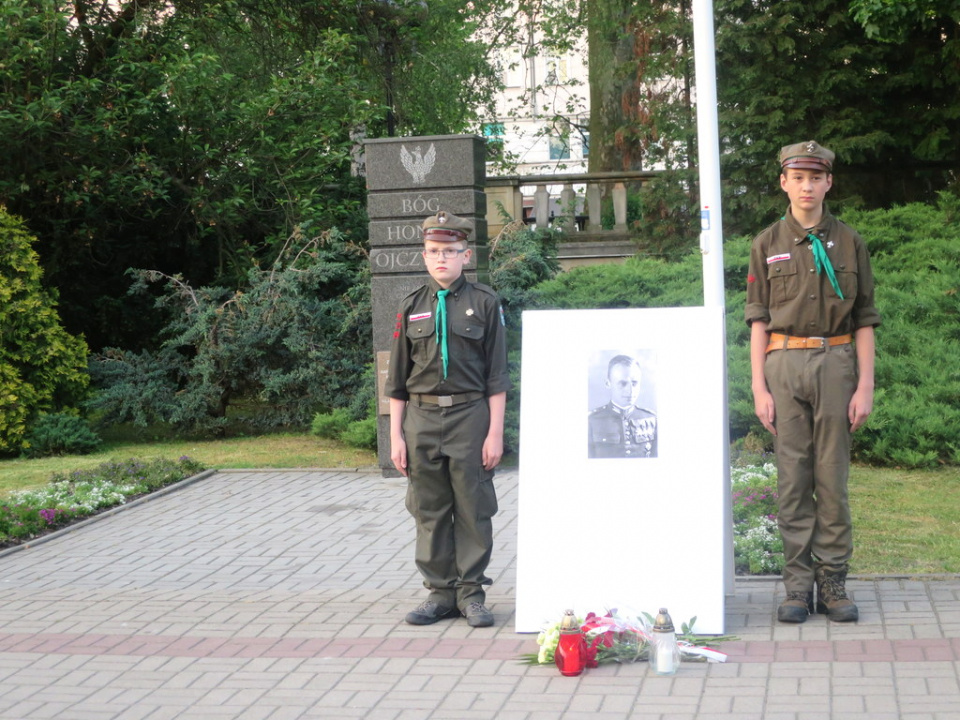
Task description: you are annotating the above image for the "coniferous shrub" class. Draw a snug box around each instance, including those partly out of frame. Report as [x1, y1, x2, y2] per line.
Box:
[840, 197, 960, 467]
[0, 208, 90, 455]
[311, 408, 352, 439]
[24, 413, 102, 458]
[515, 199, 960, 468]
[340, 416, 378, 450]
[489, 222, 562, 453]
[88, 229, 371, 434]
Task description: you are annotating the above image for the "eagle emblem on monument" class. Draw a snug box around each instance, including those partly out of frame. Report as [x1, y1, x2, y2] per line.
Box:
[400, 144, 436, 185]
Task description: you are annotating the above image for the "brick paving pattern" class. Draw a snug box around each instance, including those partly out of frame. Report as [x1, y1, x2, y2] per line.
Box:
[1, 468, 960, 718]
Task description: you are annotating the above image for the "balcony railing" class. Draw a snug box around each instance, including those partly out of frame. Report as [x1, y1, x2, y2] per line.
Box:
[485, 170, 661, 267]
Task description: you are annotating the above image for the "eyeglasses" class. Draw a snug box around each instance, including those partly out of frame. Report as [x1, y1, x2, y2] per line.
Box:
[423, 248, 467, 260]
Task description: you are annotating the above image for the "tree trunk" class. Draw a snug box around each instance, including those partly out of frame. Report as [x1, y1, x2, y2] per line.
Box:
[587, 0, 646, 172]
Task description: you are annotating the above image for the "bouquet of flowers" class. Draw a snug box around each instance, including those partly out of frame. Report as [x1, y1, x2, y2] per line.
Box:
[528, 608, 651, 666]
[523, 608, 730, 668]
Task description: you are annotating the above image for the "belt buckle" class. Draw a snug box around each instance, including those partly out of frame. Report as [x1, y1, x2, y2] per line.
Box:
[809, 336, 826, 348]
[437, 395, 454, 408]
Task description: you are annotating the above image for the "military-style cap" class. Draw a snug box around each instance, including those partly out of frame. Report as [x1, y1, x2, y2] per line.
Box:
[780, 140, 835, 172]
[422, 211, 473, 242]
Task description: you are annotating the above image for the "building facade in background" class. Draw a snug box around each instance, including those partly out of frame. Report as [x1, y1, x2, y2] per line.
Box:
[482, 18, 590, 177]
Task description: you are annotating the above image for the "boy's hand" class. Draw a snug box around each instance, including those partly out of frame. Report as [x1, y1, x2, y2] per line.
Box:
[753, 388, 777, 436]
[482, 433, 503, 471]
[848, 386, 873, 432]
[391, 438, 409, 477]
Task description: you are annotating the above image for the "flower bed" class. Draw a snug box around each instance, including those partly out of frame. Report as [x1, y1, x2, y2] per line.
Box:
[731, 461, 784, 575]
[0, 456, 206, 548]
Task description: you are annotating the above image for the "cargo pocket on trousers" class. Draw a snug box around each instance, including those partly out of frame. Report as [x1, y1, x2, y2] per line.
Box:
[476, 472, 498, 520]
[404, 480, 419, 517]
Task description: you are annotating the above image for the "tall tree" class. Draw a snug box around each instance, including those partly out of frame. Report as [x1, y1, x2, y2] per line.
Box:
[0, 0, 507, 351]
[714, 0, 960, 234]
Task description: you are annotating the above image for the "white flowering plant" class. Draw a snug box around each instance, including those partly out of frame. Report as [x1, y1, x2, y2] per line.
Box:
[731, 462, 784, 575]
[0, 457, 204, 547]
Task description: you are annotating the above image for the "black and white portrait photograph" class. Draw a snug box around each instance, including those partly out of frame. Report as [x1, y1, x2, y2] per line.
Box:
[587, 349, 658, 459]
[517, 307, 728, 633]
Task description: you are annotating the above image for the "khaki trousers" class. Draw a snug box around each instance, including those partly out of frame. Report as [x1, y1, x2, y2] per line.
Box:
[403, 399, 498, 610]
[765, 344, 857, 592]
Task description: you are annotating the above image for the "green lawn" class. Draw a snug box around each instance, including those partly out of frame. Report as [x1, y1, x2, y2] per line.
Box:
[3, 437, 957, 576]
[850, 463, 960, 575]
[0, 433, 378, 496]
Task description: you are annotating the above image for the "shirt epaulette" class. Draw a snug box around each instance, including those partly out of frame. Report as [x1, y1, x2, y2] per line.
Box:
[400, 285, 425, 302]
[471, 282, 499, 299]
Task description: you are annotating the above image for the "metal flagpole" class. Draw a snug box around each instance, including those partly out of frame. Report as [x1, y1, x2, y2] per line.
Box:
[691, 0, 735, 595]
[692, 0, 724, 308]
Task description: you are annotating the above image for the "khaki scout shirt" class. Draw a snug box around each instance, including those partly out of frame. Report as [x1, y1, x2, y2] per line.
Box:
[385, 274, 512, 399]
[745, 207, 881, 336]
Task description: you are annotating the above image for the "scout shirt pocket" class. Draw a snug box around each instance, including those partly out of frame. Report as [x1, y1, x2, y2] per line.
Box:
[450, 317, 486, 344]
[834, 265, 859, 300]
[767, 258, 799, 306]
[405, 316, 436, 366]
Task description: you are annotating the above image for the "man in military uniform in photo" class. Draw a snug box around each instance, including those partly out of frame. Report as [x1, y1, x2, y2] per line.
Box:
[588, 354, 658, 459]
[385, 211, 511, 629]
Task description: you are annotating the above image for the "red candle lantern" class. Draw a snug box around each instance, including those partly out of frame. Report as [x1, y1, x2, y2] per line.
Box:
[554, 609, 587, 677]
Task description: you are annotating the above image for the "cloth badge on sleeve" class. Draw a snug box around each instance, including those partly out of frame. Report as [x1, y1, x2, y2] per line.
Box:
[766, 253, 791, 265]
[409, 311, 432, 322]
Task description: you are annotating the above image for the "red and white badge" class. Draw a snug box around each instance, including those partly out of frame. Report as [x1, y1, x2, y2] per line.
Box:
[766, 253, 791, 264]
[409, 311, 432, 322]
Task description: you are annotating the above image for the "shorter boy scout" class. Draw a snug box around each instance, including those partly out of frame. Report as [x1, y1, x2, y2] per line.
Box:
[385, 211, 511, 628]
[746, 141, 881, 624]
[588, 355, 657, 458]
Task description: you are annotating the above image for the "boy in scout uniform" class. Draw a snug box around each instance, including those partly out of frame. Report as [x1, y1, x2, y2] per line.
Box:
[745, 141, 881, 623]
[588, 354, 657, 458]
[385, 211, 511, 628]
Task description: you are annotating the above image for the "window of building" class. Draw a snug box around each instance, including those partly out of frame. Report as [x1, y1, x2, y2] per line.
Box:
[548, 134, 570, 160]
[503, 47, 524, 88]
[545, 56, 569, 85]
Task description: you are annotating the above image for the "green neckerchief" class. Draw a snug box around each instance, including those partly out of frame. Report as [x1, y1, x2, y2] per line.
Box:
[435, 288, 450, 379]
[807, 232, 844, 300]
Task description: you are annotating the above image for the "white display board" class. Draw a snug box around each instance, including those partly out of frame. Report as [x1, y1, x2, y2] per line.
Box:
[516, 307, 730, 634]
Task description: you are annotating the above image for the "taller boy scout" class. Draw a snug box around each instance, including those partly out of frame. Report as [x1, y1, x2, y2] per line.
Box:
[385, 211, 511, 628]
[745, 141, 881, 624]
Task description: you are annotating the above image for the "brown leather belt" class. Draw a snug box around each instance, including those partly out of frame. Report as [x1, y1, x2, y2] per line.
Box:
[411, 391, 485, 408]
[766, 333, 853, 353]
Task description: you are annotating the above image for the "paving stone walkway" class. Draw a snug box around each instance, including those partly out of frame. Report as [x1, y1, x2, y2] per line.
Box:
[1, 468, 960, 719]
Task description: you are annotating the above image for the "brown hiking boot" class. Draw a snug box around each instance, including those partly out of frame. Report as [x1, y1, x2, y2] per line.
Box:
[777, 591, 814, 623]
[816, 566, 859, 622]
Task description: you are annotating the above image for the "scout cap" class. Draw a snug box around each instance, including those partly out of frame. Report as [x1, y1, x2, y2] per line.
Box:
[780, 140, 835, 172]
[422, 211, 473, 242]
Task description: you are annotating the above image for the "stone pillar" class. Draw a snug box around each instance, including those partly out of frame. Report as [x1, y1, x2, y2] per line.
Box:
[365, 135, 488, 476]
